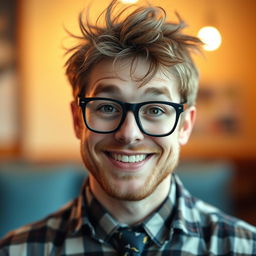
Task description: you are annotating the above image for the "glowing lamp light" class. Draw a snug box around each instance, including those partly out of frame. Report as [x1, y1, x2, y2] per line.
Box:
[198, 26, 222, 51]
[120, 0, 138, 3]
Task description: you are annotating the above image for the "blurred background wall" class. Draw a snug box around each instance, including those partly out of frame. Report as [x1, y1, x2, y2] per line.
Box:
[1, 0, 256, 160]
[0, 0, 255, 225]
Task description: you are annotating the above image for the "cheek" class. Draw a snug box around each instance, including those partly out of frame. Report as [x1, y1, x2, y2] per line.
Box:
[154, 133, 180, 168]
[155, 133, 179, 156]
[80, 131, 102, 170]
[81, 129, 102, 149]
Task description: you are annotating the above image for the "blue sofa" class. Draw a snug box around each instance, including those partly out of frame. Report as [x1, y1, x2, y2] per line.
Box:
[0, 161, 233, 238]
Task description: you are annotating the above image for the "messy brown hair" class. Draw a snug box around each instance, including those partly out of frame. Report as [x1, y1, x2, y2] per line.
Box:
[65, 0, 202, 106]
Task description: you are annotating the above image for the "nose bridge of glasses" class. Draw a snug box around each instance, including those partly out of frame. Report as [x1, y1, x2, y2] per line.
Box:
[122, 102, 140, 121]
[121, 102, 141, 128]
[123, 102, 138, 112]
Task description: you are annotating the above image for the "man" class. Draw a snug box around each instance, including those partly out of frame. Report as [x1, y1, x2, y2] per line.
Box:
[0, 0, 255, 255]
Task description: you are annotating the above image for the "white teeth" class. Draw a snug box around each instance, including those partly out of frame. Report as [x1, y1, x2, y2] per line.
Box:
[111, 153, 147, 163]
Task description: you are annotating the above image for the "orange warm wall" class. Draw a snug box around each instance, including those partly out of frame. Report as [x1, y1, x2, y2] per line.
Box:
[18, 0, 256, 161]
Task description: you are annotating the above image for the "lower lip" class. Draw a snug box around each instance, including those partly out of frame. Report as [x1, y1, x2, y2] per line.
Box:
[105, 153, 152, 171]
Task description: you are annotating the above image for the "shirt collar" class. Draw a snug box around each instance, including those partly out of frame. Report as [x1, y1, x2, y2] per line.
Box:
[140, 175, 175, 247]
[67, 179, 92, 235]
[171, 173, 201, 237]
[68, 174, 202, 242]
[84, 178, 175, 245]
[143, 174, 202, 247]
[85, 184, 119, 242]
[66, 179, 119, 242]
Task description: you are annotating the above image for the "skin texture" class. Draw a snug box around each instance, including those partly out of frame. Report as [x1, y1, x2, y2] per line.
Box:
[71, 58, 196, 224]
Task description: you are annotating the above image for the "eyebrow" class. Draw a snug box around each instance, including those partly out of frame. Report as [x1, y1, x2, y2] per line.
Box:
[92, 84, 173, 100]
[144, 86, 173, 100]
[92, 83, 121, 96]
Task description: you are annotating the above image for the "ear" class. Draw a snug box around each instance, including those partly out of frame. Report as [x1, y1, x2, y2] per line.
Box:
[70, 101, 84, 139]
[178, 106, 196, 145]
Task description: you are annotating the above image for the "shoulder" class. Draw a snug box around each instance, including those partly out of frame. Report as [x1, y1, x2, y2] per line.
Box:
[194, 198, 256, 232]
[0, 199, 76, 255]
[174, 175, 256, 254]
[194, 198, 256, 254]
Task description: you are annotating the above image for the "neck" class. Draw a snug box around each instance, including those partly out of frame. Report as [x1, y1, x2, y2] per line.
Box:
[89, 175, 171, 226]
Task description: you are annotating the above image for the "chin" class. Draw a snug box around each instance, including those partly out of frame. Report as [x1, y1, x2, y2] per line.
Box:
[100, 171, 170, 201]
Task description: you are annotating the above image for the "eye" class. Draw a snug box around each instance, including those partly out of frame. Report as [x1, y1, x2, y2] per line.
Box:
[147, 107, 164, 116]
[98, 104, 117, 113]
[143, 105, 165, 117]
[95, 102, 122, 115]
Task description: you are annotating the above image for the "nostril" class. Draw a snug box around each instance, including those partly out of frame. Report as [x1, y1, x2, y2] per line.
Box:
[114, 129, 144, 144]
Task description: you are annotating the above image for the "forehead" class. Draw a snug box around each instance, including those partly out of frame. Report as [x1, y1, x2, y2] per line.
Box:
[86, 58, 180, 99]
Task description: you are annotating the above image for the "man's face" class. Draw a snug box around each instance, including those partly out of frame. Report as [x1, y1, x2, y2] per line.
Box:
[72, 58, 195, 201]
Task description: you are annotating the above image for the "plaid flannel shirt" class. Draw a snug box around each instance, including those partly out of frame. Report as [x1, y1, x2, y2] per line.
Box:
[0, 174, 255, 256]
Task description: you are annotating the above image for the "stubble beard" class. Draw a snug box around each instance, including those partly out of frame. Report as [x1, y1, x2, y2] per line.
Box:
[81, 142, 180, 202]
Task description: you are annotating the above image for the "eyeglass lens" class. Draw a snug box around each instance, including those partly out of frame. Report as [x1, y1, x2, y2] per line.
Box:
[85, 99, 177, 136]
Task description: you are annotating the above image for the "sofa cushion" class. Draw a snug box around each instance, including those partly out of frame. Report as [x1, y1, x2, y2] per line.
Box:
[0, 163, 86, 238]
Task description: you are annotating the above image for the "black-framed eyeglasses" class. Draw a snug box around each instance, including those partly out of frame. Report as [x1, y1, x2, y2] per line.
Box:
[78, 97, 187, 137]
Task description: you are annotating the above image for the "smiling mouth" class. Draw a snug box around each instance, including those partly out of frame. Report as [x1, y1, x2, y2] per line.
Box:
[105, 152, 151, 163]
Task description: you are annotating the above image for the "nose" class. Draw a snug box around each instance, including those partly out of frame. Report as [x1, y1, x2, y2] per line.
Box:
[114, 112, 144, 144]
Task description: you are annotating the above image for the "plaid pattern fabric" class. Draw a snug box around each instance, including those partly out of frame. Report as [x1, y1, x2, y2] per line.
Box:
[85, 176, 176, 247]
[0, 174, 255, 256]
